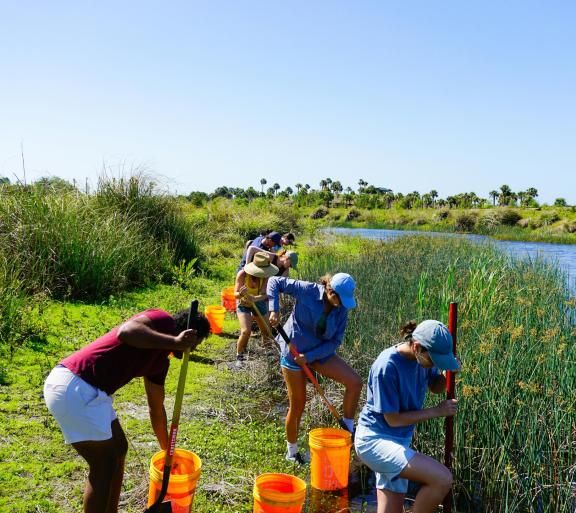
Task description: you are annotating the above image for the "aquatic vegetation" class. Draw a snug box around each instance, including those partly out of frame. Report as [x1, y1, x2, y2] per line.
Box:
[298, 235, 575, 512]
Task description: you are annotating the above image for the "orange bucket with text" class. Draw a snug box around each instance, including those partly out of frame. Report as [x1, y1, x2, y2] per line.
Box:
[309, 428, 352, 491]
[221, 286, 237, 312]
[204, 305, 226, 334]
[147, 448, 202, 513]
[253, 473, 307, 513]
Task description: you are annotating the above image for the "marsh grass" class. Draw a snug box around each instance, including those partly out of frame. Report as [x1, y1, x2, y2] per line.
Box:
[298, 235, 576, 512]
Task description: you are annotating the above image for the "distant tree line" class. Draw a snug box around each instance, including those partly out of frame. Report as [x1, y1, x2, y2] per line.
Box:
[1, 175, 569, 209]
[185, 178, 571, 209]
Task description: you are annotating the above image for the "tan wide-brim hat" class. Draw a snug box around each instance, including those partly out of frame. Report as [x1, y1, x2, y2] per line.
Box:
[244, 252, 279, 278]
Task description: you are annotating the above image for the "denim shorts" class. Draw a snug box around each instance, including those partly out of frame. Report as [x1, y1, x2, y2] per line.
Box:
[43, 366, 117, 444]
[280, 353, 333, 372]
[280, 354, 302, 371]
[237, 301, 268, 315]
[354, 424, 415, 493]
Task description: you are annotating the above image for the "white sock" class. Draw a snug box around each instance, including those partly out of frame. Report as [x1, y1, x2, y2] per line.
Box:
[287, 442, 298, 457]
[343, 417, 355, 432]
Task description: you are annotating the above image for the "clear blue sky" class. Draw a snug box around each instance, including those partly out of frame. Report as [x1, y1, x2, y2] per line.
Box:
[1, 1, 575, 204]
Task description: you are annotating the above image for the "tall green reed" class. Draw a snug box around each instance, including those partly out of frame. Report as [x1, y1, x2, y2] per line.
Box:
[299, 235, 575, 512]
[95, 172, 201, 265]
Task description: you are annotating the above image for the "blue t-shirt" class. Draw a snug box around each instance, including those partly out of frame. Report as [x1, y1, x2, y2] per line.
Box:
[267, 277, 349, 364]
[358, 345, 440, 440]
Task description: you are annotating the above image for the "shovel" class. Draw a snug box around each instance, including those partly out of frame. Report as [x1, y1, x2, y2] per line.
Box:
[145, 300, 198, 513]
[246, 298, 351, 433]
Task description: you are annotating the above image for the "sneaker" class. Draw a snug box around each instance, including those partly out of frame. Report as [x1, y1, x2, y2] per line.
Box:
[236, 353, 246, 361]
[285, 451, 310, 465]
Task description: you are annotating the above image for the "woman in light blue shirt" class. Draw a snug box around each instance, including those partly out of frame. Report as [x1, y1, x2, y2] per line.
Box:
[268, 273, 362, 464]
[354, 320, 460, 513]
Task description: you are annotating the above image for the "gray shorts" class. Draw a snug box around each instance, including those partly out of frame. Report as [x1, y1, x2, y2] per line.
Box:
[354, 425, 415, 493]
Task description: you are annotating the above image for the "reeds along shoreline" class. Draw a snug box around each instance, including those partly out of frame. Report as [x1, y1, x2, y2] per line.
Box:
[299, 235, 575, 512]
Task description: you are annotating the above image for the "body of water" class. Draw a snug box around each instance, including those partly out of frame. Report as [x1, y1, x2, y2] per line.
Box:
[327, 227, 576, 292]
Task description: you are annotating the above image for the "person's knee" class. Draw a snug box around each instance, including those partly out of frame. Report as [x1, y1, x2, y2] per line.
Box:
[346, 373, 363, 394]
[431, 467, 453, 493]
[239, 328, 251, 338]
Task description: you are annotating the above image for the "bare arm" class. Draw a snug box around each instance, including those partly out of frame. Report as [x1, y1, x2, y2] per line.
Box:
[245, 245, 276, 264]
[383, 399, 458, 427]
[144, 377, 168, 449]
[428, 372, 447, 394]
[117, 316, 198, 352]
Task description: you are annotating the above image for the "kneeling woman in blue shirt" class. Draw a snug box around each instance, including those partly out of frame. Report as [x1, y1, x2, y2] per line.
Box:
[354, 320, 460, 513]
[268, 273, 362, 464]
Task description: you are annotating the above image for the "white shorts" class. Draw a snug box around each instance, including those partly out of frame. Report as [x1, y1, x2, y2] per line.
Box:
[43, 366, 117, 444]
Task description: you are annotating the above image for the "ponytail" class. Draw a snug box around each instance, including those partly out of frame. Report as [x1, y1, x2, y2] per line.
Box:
[400, 321, 418, 342]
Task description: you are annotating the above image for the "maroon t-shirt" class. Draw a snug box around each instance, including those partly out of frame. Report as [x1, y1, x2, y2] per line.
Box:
[60, 309, 176, 395]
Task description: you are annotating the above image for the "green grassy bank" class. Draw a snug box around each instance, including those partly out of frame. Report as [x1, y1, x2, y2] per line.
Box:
[2, 187, 575, 512]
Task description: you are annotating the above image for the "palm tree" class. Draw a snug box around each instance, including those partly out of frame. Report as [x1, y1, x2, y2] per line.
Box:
[260, 178, 267, 194]
[358, 179, 368, 193]
[273, 183, 280, 196]
[489, 190, 498, 206]
[430, 190, 438, 207]
[295, 183, 303, 194]
[319, 179, 328, 190]
[499, 185, 513, 206]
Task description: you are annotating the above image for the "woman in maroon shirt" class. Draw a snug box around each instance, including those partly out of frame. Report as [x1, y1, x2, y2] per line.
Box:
[43, 308, 210, 513]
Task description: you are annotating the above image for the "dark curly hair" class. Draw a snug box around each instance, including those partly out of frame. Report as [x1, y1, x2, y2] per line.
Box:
[173, 310, 211, 340]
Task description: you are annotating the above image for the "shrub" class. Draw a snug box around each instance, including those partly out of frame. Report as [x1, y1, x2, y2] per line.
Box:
[539, 212, 560, 226]
[345, 208, 362, 221]
[310, 206, 329, 219]
[434, 209, 450, 221]
[500, 209, 523, 226]
[477, 211, 502, 231]
[454, 213, 477, 232]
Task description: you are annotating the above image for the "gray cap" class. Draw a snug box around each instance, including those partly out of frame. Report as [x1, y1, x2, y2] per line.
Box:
[412, 320, 459, 371]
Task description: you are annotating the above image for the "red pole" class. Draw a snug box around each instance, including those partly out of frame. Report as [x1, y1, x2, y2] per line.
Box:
[443, 302, 457, 513]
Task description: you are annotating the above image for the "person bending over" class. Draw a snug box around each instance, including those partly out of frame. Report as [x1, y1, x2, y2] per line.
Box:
[43, 307, 210, 513]
[268, 273, 363, 464]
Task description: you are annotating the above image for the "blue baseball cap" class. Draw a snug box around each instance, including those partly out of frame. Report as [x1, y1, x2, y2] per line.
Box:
[329, 273, 356, 309]
[412, 320, 459, 371]
[266, 232, 282, 245]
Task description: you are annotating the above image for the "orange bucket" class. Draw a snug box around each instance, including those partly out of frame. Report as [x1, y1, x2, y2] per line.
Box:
[253, 473, 307, 513]
[309, 428, 352, 491]
[221, 286, 236, 312]
[147, 448, 202, 513]
[204, 305, 226, 334]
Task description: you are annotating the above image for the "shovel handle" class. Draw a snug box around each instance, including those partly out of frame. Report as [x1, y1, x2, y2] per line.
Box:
[145, 300, 198, 513]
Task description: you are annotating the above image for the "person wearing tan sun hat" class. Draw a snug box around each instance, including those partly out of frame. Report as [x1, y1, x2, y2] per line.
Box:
[234, 252, 279, 361]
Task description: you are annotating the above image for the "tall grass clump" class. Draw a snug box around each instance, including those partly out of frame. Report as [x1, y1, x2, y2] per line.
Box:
[0, 185, 169, 299]
[299, 235, 575, 512]
[95, 172, 201, 265]
[0, 255, 32, 360]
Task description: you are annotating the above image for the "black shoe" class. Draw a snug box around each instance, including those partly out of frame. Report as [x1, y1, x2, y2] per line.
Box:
[236, 353, 246, 361]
